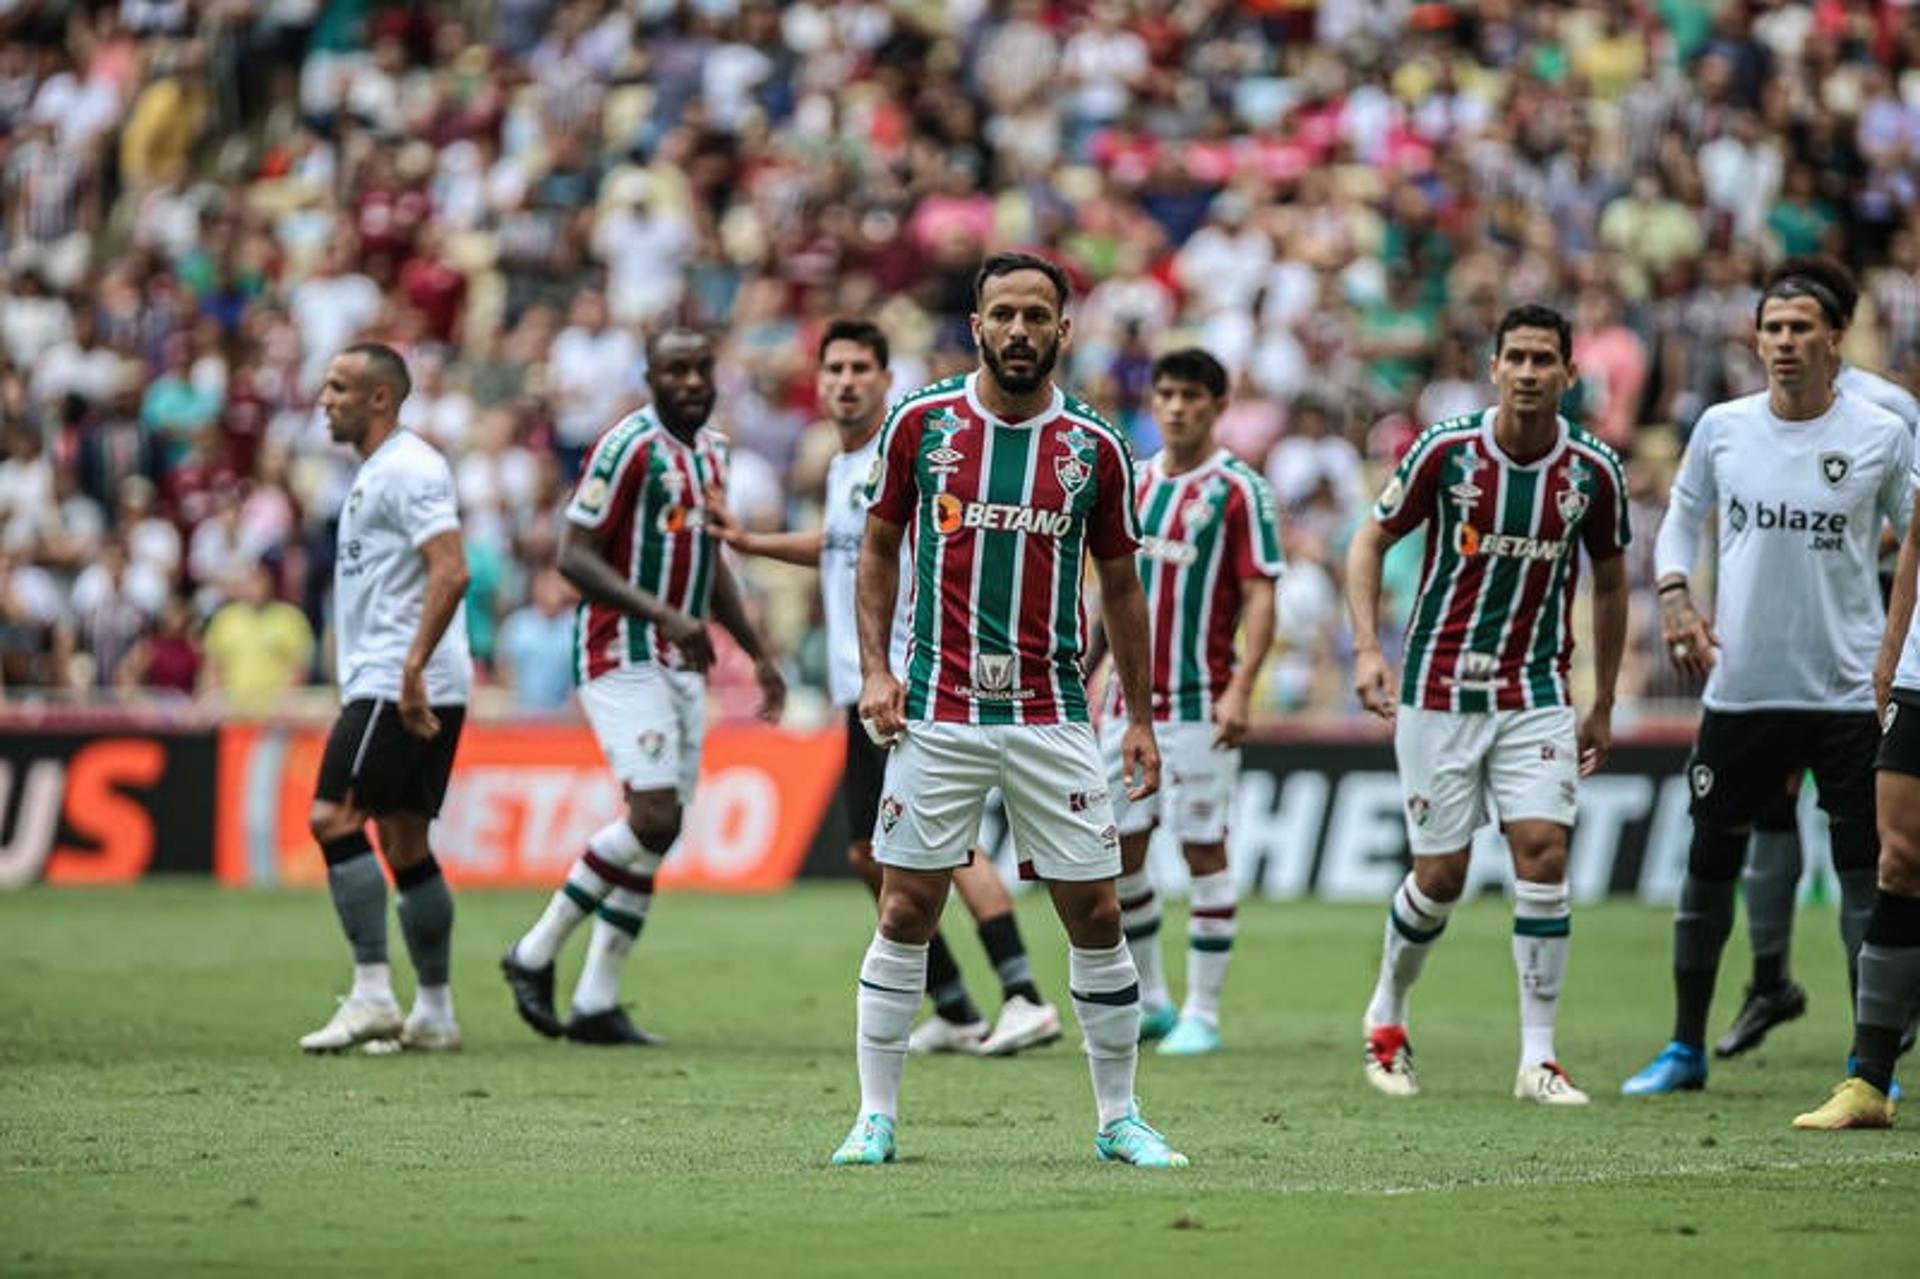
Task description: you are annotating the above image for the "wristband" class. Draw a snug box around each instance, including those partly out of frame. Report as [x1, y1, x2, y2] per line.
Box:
[1656, 582, 1689, 597]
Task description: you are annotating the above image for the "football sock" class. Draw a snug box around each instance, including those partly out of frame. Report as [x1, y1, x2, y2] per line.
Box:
[977, 912, 1043, 1004]
[856, 932, 927, 1120]
[1116, 869, 1169, 1010]
[514, 821, 651, 969]
[571, 883, 652, 1015]
[1672, 872, 1737, 1048]
[1743, 829, 1800, 991]
[1069, 943, 1141, 1129]
[1366, 872, 1456, 1028]
[323, 833, 387, 970]
[1852, 891, 1920, 1094]
[395, 855, 454, 988]
[926, 932, 981, 1025]
[413, 981, 454, 1023]
[1513, 878, 1572, 1069]
[1184, 869, 1237, 1027]
[1837, 866, 1878, 1004]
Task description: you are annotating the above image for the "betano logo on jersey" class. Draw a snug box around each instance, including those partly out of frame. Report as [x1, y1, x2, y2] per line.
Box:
[932, 493, 1073, 537]
[658, 505, 711, 534]
[1453, 523, 1568, 561]
[1140, 534, 1199, 565]
[1725, 496, 1848, 551]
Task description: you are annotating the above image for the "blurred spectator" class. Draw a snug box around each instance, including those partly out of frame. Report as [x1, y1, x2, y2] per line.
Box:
[120, 592, 202, 699]
[495, 564, 575, 714]
[200, 561, 313, 714]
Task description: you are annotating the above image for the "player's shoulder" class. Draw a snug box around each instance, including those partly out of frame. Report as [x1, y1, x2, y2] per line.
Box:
[1217, 453, 1277, 501]
[589, 409, 660, 464]
[1399, 412, 1484, 468]
[1059, 393, 1132, 457]
[1692, 392, 1768, 439]
[1564, 422, 1626, 482]
[1841, 365, 1920, 429]
[884, 376, 969, 425]
[384, 430, 455, 480]
[1837, 387, 1910, 443]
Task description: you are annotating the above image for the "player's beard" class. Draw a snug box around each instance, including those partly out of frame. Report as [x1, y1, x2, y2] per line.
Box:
[981, 335, 1059, 396]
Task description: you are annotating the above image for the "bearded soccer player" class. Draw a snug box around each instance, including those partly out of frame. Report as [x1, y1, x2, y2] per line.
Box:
[708, 317, 1061, 1056]
[1625, 276, 1913, 1096]
[1348, 303, 1629, 1105]
[1087, 347, 1282, 1056]
[830, 252, 1186, 1168]
[1715, 254, 1920, 1062]
[301, 343, 471, 1054]
[500, 329, 785, 1045]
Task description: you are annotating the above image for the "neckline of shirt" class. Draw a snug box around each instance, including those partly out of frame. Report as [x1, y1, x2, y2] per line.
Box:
[964, 371, 1065, 430]
[1476, 407, 1568, 472]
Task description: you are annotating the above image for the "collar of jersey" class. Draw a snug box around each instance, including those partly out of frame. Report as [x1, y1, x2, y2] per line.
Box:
[1476, 407, 1568, 472]
[964, 372, 1064, 430]
[1152, 448, 1230, 481]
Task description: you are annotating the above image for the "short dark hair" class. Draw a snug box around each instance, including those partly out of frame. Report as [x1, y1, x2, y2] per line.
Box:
[1150, 347, 1229, 398]
[646, 326, 714, 363]
[1759, 255, 1852, 330]
[817, 319, 890, 369]
[973, 252, 1071, 312]
[341, 342, 412, 403]
[1494, 304, 1572, 361]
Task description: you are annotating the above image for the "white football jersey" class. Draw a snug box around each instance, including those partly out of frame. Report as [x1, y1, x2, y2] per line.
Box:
[1839, 364, 1920, 435]
[821, 429, 909, 707]
[334, 430, 473, 706]
[1654, 390, 1912, 711]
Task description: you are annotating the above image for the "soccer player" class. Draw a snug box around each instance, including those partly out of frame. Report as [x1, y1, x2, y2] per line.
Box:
[1087, 347, 1282, 1056]
[708, 319, 1061, 1056]
[300, 343, 472, 1054]
[1794, 439, 1920, 1128]
[1348, 303, 1629, 1105]
[829, 252, 1186, 1168]
[1624, 273, 1913, 1095]
[500, 329, 785, 1045]
[1716, 254, 1920, 1061]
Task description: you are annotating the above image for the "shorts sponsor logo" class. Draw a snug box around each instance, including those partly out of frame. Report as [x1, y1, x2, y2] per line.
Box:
[1821, 452, 1851, 486]
[1540, 742, 1560, 761]
[1098, 823, 1119, 849]
[1407, 795, 1431, 826]
[1189, 800, 1214, 822]
[1689, 763, 1714, 798]
[1885, 701, 1899, 734]
[933, 494, 1072, 537]
[878, 795, 903, 833]
[1068, 789, 1098, 813]
[637, 729, 667, 762]
[1560, 780, 1577, 806]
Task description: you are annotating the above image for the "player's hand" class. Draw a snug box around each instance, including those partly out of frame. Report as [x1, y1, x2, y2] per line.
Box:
[1577, 702, 1612, 777]
[1659, 589, 1717, 680]
[859, 670, 906, 741]
[702, 482, 744, 547]
[398, 666, 439, 740]
[658, 611, 714, 672]
[753, 656, 786, 723]
[1353, 647, 1396, 722]
[1212, 685, 1251, 749]
[1121, 719, 1161, 802]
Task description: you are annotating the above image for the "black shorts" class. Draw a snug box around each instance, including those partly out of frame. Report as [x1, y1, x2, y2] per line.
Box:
[843, 704, 888, 843]
[316, 698, 466, 818]
[1876, 691, 1920, 777]
[1688, 708, 1878, 830]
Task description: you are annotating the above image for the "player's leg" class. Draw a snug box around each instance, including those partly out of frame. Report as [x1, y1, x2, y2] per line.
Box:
[299, 700, 402, 1052]
[1807, 711, 1891, 1081]
[1363, 706, 1485, 1097]
[1160, 726, 1239, 1056]
[1720, 777, 1809, 1058]
[1102, 717, 1173, 1037]
[832, 724, 989, 1165]
[1010, 723, 1184, 1167]
[957, 852, 1061, 1056]
[563, 783, 674, 1045]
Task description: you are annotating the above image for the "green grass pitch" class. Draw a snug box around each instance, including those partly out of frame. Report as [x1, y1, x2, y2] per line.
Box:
[2, 884, 1915, 1277]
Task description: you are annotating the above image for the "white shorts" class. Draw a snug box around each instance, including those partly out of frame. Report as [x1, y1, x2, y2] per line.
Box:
[1393, 704, 1578, 855]
[873, 721, 1120, 882]
[1102, 719, 1238, 843]
[578, 664, 706, 801]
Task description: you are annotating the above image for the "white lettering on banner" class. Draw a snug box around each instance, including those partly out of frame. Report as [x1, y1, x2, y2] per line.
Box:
[431, 768, 621, 879]
[1316, 773, 1409, 901]
[1231, 769, 1329, 899]
[1569, 775, 1655, 901]
[0, 759, 67, 889]
[682, 768, 778, 878]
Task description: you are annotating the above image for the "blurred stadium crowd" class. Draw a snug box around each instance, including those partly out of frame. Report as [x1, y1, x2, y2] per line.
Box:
[1, 0, 1917, 721]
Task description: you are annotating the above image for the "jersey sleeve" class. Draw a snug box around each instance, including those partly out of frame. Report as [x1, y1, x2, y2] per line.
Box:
[566, 428, 647, 531]
[1228, 472, 1286, 581]
[866, 403, 920, 526]
[1087, 429, 1141, 560]
[1373, 433, 1448, 537]
[1881, 425, 1915, 541]
[1579, 448, 1630, 561]
[1653, 414, 1719, 581]
[398, 452, 462, 548]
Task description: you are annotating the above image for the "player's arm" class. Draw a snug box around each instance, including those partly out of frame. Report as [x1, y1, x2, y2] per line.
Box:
[855, 513, 906, 739]
[1580, 552, 1628, 776]
[1345, 516, 1402, 721]
[1217, 576, 1275, 749]
[1096, 552, 1160, 801]
[556, 519, 713, 671]
[399, 529, 471, 739]
[1651, 422, 1719, 680]
[702, 480, 825, 566]
[709, 555, 785, 722]
[1877, 486, 1920, 718]
[1083, 616, 1109, 683]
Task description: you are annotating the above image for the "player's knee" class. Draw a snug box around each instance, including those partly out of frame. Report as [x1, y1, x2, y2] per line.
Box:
[1877, 824, 1920, 893]
[1412, 855, 1467, 903]
[877, 889, 938, 942]
[627, 790, 682, 852]
[1508, 829, 1568, 884]
[847, 839, 877, 876]
[1688, 826, 1748, 882]
[308, 802, 363, 847]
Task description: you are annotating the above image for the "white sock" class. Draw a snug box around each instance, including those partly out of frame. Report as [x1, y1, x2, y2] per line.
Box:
[413, 982, 454, 1022]
[1069, 942, 1141, 1129]
[1184, 869, 1237, 1027]
[1513, 878, 1572, 1069]
[1116, 869, 1169, 1010]
[1365, 872, 1457, 1028]
[515, 822, 651, 969]
[856, 933, 927, 1120]
[570, 885, 652, 1015]
[351, 962, 394, 1003]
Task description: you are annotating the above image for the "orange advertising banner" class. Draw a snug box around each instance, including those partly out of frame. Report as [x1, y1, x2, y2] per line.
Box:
[214, 721, 845, 891]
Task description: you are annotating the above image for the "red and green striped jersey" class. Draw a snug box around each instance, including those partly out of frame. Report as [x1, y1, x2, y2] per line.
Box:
[1376, 410, 1627, 712]
[564, 407, 728, 683]
[1102, 450, 1285, 723]
[867, 373, 1139, 725]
